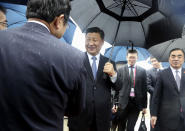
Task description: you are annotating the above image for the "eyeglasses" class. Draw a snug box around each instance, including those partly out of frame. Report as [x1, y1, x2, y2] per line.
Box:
[0, 20, 8, 27]
[66, 23, 70, 29]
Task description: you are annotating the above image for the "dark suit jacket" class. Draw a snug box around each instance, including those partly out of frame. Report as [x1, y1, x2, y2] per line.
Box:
[147, 68, 159, 95]
[116, 65, 147, 111]
[0, 22, 86, 131]
[68, 54, 120, 131]
[147, 68, 159, 109]
[151, 67, 185, 129]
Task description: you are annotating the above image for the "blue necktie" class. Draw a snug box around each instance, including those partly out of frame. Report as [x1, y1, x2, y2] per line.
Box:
[92, 56, 97, 79]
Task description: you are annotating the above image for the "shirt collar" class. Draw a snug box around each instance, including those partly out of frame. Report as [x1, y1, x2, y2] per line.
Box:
[170, 66, 182, 73]
[28, 20, 50, 32]
[87, 52, 100, 61]
[128, 64, 136, 68]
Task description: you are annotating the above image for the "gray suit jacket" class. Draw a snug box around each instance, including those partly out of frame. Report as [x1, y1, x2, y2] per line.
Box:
[0, 22, 86, 131]
[151, 67, 185, 129]
[116, 65, 147, 111]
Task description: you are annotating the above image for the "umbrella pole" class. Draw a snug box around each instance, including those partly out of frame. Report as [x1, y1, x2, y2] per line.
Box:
[108, 0, 126, 62]
[103, 2, 126, 79]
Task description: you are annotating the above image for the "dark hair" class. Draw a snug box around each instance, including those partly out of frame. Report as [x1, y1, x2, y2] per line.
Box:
[169, 48, 185, 57]
[150, 55, 158, 60]
[0, 5, 6, 14]
[126, 49, 138, 56]
[86, 27, 105, 40]
[26, 0, 71, 24]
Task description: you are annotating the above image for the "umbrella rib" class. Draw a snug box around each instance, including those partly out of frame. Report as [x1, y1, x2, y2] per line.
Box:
[82, 11, 102, 32]
[126, 2, 137, 16]
[8, 20, 26, 27]
[132, 4, 150, 9]
[127, 0, 139, 16]
[107, 2, 121, 10]
[160, 41, 174, 61]
[6, 7, 25, 17]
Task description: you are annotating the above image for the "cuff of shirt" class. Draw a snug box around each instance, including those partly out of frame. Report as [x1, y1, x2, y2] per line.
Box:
[110, 72, 117, 83]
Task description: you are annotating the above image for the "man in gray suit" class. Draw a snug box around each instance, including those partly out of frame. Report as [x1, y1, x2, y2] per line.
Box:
[108, 49, 147, 131]
[151, 48, 185, 131]
[0, 0, 86, 130]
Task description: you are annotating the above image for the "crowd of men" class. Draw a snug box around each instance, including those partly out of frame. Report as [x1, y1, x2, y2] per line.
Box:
[0, 0, 185, 131]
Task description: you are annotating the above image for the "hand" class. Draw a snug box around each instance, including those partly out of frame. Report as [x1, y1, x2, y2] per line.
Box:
[142, 108, 147, 114]
[103, 62, 116, 76]
[112, 105, 118, 113]
[151, 116, 157, 128]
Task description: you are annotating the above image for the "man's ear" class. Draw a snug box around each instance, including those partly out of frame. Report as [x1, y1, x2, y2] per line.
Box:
[55, 14, 65, 29]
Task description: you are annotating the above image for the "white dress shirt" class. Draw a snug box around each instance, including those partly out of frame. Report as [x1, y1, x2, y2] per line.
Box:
[28, 20, 50, 32]
[87, 52, 100, 70]
[128, 64, 136, 78]
[170, 66, 182, 80]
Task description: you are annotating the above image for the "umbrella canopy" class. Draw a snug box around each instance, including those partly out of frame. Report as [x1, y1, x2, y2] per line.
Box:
[104, 46, 150, 62]
[158, 0, 185, 15]
[148, 35, 185, 62]
[0, 2, 76, 45]
[70, 0, 185, 48]
[0, 0, 27, 5]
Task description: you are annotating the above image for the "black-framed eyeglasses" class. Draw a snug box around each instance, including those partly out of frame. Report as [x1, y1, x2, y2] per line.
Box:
[66, 23, 70, 29]
[0, 20, 8, 27]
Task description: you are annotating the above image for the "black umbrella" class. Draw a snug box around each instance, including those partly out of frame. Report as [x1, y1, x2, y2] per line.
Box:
[148, 34, 185, 62]
[70, 0, 185, 48]
[0, 0, 27, 5]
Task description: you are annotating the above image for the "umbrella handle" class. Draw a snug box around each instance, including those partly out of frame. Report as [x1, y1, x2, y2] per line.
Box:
[103, 59, 111, 79]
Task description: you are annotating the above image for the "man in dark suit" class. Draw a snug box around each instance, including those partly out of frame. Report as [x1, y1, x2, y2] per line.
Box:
[147, 56, 162, 131]
[147, 56, 162, 99]
[68, 27, 120, 131]
[112, 49, 147, 131]
[0, 0, 86, 131]
[151, 48, 185, 131]
[0, 5, 7, 30]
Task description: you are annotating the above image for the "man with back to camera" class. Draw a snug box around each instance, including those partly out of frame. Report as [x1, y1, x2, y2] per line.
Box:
[0, 0, 86, 131]
[151, 48, 185, 131]
[68, 27, 121, 131]
[0, 4, 7, 30]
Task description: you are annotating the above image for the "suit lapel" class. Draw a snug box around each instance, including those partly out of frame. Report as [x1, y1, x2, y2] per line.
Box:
[96, 55, 106, 81]
[125, 65, 130, 83]
[84, 53, 94, 81]
[135, 66, 141, 86]
[167, 67, 179, 92]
